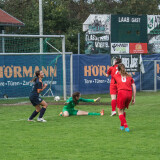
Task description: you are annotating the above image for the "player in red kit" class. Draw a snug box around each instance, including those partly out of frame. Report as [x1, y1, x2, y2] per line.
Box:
[106, 57, 121, 116]
[113, 63, 136, 132]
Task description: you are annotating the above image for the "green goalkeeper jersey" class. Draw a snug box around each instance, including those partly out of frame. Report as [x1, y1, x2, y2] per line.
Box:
[64, 97, 94, 110]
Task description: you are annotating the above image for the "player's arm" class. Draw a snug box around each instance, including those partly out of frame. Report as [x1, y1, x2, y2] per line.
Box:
[37, 83, 48, 93]
[106, 74, 109, 77]
[106, 67, 111, 77]
[80, 97, 101, 102]
[94, 97, 101, 102]
[132, 83, 136, 104]
[64, 97, 72, 105]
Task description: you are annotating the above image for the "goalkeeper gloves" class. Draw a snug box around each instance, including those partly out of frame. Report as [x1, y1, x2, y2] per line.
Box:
[94, 97, 101, 102]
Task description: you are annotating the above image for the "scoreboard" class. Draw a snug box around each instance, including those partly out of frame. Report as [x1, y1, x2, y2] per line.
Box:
[111, 15, 147, 43]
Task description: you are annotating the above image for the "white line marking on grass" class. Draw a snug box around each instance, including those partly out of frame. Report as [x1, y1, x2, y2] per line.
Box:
[11, 118, 27, 121]
[10, 115, 55, 122]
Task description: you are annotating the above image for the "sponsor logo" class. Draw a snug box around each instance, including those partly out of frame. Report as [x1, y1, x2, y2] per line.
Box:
[135, 44, 142, 50]
[84, 65, 110, 76]
[0, 65, 56, 79]
[130, 43, 147, 54]
[111, 43, 129, 54]
[157, 64, 160, 73]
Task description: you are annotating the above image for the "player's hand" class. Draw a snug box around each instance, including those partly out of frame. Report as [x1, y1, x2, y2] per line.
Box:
[94, 97, 101, 102]
[132, 98, 135, 105]
[44, 84, 48, 88]
[64, 102, 69, 105]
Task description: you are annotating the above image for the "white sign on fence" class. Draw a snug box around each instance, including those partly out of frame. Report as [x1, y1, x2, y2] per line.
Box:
[111, 43, 129, 54]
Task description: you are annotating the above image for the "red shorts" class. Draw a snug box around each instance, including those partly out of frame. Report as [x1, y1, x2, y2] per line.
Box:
[110, 84, 117, 95]
[117, 90, 132, 109]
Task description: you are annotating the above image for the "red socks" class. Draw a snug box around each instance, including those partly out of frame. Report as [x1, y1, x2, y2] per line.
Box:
[119, 114, 128, 128]
[111, 99, 117, 111]
[123, 112, 126, 118]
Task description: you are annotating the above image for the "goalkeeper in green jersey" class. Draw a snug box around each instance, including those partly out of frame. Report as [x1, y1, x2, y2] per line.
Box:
[59, 92, 104, 117]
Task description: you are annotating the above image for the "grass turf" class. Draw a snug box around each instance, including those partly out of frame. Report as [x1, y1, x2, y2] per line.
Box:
[0, 92, 160, 160]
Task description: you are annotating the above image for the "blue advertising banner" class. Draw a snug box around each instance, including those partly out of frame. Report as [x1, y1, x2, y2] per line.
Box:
[72, 54, 141, 95]
[157, 61, 160, 90]
[141, 54, 160, 91]
[141, 60, 154, 90]
[142, 53, 160, 60]
[1, 54, 160, 98]
[0, 54, 64, 98]
[75, 54, 111, 94]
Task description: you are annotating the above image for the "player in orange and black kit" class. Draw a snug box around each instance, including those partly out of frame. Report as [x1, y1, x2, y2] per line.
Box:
[28, 70, 48, 122]
[106, 57, 121, 116]
[113, 64, 136, 132]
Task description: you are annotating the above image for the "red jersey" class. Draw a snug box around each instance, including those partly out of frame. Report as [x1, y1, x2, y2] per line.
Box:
[113, 73, 134, 91]
[107, 65, 118, 84]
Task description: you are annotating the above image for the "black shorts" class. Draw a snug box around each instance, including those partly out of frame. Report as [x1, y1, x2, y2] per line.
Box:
[29, 96, 43, 106]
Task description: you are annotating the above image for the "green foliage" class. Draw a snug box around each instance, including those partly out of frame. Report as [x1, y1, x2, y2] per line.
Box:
[117, 0, 160, 15]
[1, 0, 39, 34]
[65, 26, 85, 53]
[1, 0, 160, 53]
[91, 0, 121, 14]
[43, 0, 70, 34]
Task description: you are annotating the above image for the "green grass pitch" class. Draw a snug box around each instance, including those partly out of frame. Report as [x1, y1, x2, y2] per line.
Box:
[0, 92, 160, 160]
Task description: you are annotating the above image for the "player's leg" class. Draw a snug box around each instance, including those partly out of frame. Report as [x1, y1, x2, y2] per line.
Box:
[37, 100, 48, 122]
[122, 91, 132, 132]
[77, 110, 104, 116]
[111, 94, 117, 116]
[63, 111, 70, 117]
[60, 108, 70, 117]
[118, 109, 129, 132]
[118, 108, 127, 131]
[123, 111, 126, 118]
[61, 109, 104, 116]
[110, 84, 117, 116]
[77, 110, 88, 115]
[28, 105, 41, 121]
[117, 91, 129, 131]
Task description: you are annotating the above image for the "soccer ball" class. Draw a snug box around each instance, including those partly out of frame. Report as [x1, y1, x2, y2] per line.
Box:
[54, 96, 60, 101]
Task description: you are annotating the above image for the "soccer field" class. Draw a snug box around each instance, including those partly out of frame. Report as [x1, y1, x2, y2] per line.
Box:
[0, 92, 160, 160]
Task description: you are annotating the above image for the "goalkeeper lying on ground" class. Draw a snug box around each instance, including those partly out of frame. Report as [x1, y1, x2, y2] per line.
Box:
[59, 92, 104, 117]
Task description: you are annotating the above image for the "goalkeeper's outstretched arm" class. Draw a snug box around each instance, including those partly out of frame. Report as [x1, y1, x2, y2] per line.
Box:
[94, 97, 101, 102]
[79, 97, 101, 102]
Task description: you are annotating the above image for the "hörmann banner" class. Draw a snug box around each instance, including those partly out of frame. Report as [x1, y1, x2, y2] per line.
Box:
[77, 54, 111, 94]
[0, 54, 64, 98]
[73, 54, 141, 94]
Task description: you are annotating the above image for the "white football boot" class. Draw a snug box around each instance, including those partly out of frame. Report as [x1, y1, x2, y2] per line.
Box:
[110, 111, 116, 116]
[37, 117, 47, 122]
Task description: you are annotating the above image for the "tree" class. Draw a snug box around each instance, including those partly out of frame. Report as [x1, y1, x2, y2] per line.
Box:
[117, 0, 160, 15]
[1, 0, 160, 54]
[1, 0, 39, 34]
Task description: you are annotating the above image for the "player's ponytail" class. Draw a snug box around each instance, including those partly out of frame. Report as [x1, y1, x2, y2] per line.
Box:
[30, 70, 40, 82]
[118, 64, 131, 77]
[72, 92, 80, 105]
[114, 57, 122, 65]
